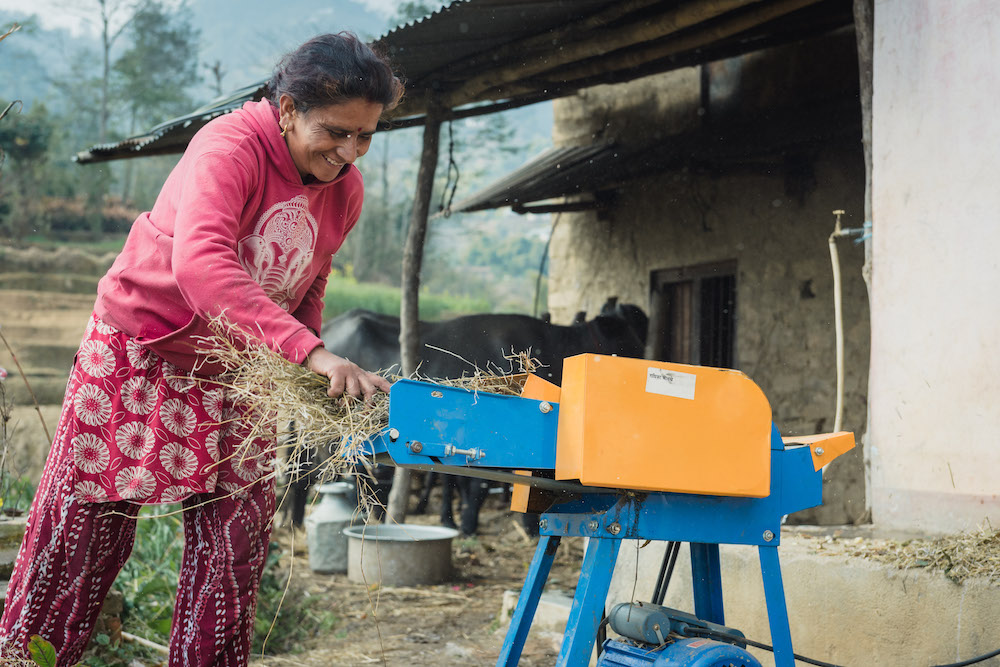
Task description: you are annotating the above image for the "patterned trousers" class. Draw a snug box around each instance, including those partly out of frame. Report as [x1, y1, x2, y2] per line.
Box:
[0, 399, 276, 667]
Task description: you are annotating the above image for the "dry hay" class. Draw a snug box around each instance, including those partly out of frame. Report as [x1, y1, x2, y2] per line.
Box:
[193, 316, 537, 516]
[843, 524, 1000, 585]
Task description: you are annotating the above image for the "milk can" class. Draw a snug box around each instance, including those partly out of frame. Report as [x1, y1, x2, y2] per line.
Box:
[305, 481, 357, 574]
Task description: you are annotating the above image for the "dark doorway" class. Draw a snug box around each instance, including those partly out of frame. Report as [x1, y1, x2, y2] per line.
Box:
[646, 260, 736, 367]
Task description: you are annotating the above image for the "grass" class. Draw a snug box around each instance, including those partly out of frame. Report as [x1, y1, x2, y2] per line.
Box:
[7, 236, 493, 321]
[323, 274, 491, 321]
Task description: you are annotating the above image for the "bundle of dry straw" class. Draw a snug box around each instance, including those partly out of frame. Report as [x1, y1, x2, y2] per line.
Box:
[193, 316, 537, 496]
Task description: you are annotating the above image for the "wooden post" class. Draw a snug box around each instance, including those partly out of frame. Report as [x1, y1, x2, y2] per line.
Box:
[385, 104, 444, 524]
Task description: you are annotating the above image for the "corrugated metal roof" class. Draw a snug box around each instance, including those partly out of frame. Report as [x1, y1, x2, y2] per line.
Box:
[452, 98, 862, 213]
[450, 144, 616, 212]
[76, 0, 852, 163]
[77, 82, 268, 162]
[380, 0, 614, 91]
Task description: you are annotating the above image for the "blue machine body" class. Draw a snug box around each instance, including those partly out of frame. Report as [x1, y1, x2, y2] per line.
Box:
[373, 378, 835, 667]
[597, 638, 762, 667]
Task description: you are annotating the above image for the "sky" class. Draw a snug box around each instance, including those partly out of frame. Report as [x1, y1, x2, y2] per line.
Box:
[0, 0, 428, 101]
[0, 0, 91, 36]
[0, 0, 403, 37]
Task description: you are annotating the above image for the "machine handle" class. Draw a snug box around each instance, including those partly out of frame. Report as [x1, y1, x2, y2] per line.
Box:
[407, 440, 485, 461]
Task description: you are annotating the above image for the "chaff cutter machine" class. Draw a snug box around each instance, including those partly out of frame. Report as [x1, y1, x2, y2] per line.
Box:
[364, 354, 854, 667]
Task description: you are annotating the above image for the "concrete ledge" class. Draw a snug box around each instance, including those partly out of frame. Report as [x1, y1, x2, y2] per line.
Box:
[609, 527, 1000, 666]
[499, 588, 574, 633]
[0, 517, 27, 550]
[498, 588, 599, 665]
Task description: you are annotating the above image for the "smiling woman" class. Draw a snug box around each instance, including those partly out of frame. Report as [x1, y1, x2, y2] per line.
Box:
[0, 32, 404, 667]
[271, 33, 401, 182]
[279, 97, 383, 181]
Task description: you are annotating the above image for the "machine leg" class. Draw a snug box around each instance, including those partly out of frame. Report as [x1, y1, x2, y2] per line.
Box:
[556, 536, 621, 667]
[758, 545, 795, 667]
[497, 535, 562, 666]
[690, 542, 725, 625]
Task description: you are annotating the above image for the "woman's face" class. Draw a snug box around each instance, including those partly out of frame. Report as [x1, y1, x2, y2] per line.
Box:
[279, 95, 384, 182]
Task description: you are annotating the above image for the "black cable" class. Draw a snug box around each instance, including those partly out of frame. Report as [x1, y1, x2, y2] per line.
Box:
[687, 626, 844, 667]
[653, 541, 681, 605]
[692, 625, 1000, 667]
[595, 616, 609, 658]
[532, 213, 560, 318]
[651, 547, 670, 603]
[437, 121, 460, 215]
[930, 646, 1000, 667]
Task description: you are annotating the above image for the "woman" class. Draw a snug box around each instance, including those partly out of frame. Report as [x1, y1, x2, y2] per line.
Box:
[0, 32, 402, 665]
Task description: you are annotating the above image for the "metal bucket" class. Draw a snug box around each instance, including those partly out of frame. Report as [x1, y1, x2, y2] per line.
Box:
[342, 524, 459, 587]
[304, 482, 357, 574]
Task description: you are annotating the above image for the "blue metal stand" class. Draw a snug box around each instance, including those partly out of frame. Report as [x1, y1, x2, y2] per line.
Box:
[690, 542, 725, 626]
[759, 545, 794, 665]
[499, 506, 798, 667]
[498, 535, 561, 666]
[557, 536, 621, 666]
[377, 379, 832, 667]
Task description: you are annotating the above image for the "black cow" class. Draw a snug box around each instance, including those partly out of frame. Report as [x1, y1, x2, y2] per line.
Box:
[320, 300, 648, 384]
[289, 300, 648, 533]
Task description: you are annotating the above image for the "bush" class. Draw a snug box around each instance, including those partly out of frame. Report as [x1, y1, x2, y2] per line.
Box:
[42, 196, 139, 238]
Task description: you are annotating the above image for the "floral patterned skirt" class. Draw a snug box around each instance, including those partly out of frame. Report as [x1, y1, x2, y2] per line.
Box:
[61, 314, 272, 505]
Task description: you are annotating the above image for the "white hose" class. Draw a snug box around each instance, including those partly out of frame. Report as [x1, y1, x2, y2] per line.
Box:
[829, 232, 845, 433]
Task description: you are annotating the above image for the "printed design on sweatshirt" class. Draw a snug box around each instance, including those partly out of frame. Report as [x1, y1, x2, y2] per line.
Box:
[237, 194, 317, 310]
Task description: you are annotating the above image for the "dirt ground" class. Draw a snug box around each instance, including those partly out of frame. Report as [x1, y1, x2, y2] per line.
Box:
[250, 495, 584, 667]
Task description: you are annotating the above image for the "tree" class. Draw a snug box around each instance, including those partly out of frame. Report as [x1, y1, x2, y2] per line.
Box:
[62, 0, 150, 143]
[114, 1, 200, 126]
[0, 101, 55, 240]
[48, 53, 115, 232]
[204, 60, 225, 98]
[113, 0, 200, 202]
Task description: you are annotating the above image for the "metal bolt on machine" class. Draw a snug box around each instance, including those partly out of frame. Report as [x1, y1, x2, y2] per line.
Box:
[362, 354, 855, 667]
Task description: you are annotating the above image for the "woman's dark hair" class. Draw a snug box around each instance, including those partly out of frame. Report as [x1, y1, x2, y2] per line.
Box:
[268, 32, 404, 114]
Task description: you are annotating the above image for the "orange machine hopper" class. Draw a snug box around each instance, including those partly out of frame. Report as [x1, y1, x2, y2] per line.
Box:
[555, 355, 773, 497]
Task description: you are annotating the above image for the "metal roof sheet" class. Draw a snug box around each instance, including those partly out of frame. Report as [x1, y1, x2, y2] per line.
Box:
[452, 98, 862, 213]
[450, 144, 617, 212]
[76, 0, 852, 163]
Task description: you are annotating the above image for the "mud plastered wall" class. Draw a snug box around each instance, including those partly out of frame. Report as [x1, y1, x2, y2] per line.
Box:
[548, 32, 869, 524]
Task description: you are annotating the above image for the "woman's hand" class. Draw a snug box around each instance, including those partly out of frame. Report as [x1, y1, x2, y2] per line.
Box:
[305, 346, 391, 402]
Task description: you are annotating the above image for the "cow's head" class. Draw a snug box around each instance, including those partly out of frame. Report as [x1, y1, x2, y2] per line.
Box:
[589, 302, 648, 359]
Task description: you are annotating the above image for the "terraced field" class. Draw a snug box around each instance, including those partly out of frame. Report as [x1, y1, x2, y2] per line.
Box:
[1, 247, 107, 482]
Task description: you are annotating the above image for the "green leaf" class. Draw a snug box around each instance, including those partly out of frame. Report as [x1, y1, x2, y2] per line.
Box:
[151, 618, 174, 636]
[138, 578, 175, 597]
[95, 632, 110, 646]
[27, 635, 57, 667]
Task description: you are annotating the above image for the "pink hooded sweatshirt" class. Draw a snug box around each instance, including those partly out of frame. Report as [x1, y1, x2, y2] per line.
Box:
[95, 99, 362, 374]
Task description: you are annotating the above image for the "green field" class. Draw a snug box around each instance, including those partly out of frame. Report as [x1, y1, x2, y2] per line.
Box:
[323, 274, 491, 321]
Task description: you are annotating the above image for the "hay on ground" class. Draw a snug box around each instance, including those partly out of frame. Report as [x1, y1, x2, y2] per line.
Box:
[843, 525, 1000, 584]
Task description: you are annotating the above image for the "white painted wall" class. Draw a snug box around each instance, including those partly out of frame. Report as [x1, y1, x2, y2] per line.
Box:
[870, 0, 1000, 532]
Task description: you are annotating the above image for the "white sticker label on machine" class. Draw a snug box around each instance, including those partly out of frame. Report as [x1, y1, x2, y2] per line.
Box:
[645, 367, 696, 400]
